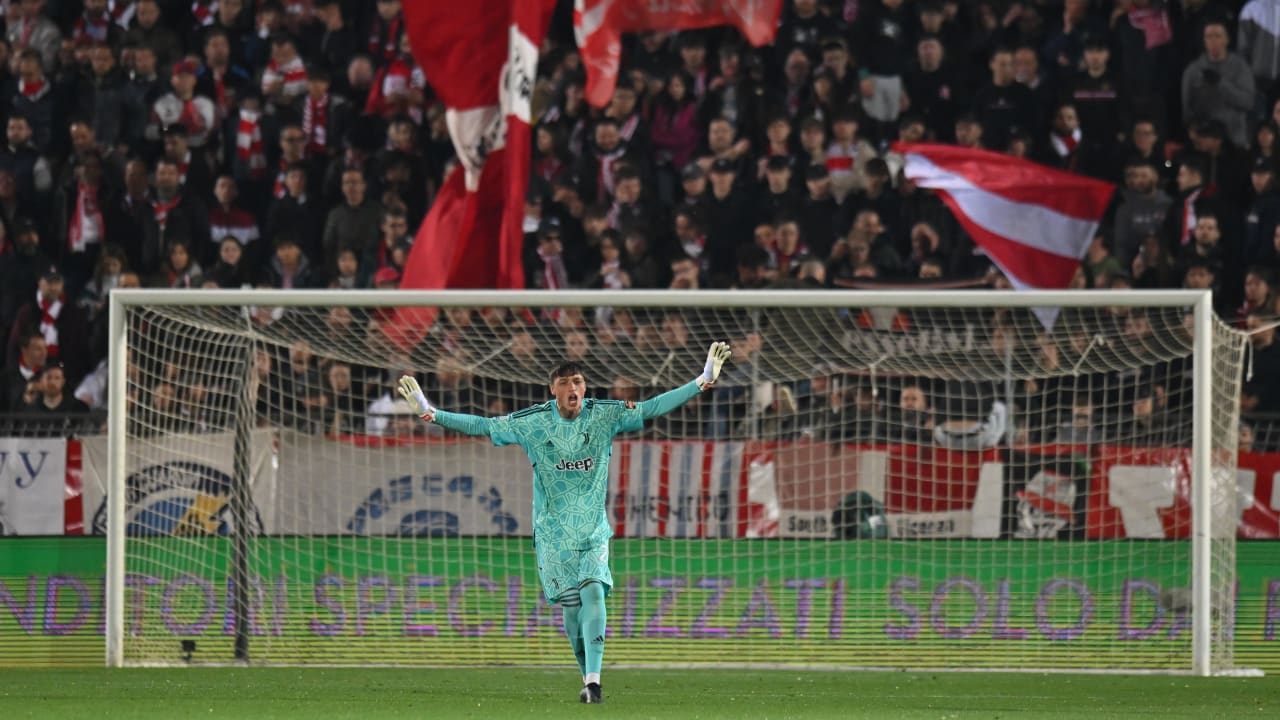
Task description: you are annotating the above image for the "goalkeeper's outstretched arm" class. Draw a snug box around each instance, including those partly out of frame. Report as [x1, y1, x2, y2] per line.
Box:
[397, 375, 495, 437]
[636, 341, 732, 420]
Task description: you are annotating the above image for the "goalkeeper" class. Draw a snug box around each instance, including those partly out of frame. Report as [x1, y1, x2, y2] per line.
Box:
[399, 341, 732, 704]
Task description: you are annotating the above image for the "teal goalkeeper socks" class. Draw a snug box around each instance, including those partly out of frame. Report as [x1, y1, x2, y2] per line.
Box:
[560, 589, 586, 676]
[580, 581, 606, 676]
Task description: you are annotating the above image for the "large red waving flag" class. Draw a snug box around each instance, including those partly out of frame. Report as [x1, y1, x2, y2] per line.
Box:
[575, 0, 784, 107]
[401, 0, 555, 293]
[897, 143, 1116, 292]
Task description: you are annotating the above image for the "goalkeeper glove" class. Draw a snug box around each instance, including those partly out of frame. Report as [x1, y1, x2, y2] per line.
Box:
[397, 375, 434, 420]
[696, 341, 732, 391]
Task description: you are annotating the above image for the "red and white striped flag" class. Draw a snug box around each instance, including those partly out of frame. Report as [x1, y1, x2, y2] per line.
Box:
[574, 0, 783, 108]
[898, 143, 1116, 292]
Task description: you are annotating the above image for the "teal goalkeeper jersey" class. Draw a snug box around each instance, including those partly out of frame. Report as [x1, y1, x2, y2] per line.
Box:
[431, 380, 702, 549]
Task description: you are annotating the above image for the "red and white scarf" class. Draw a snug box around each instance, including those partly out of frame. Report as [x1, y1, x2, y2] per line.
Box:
[272, 159, 289, 198]
[1051, 128, 1082, 158]
[73, 10, 112, 45]
[302, 93, 328, 156]
[18, 357, 42, 380]
[191, 0, 217, 26]
[539, 247, 569, 290]
[825, 141, 856, 174]
[109, 0, 136, 28]
[37, 292, 63, 357]
[154, 194, 180, 230]
[236, 108, 266, 178]
[367, 13, 403, 63]
[18, 78, 45, 98]
[594, 145, 627, 203]
[176, 97, 208, 135]
[68, 182, 105, 253]
[262, 56, 306, 97]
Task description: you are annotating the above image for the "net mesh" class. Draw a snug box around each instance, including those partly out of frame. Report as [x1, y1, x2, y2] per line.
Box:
[106, 293, 1248, 671]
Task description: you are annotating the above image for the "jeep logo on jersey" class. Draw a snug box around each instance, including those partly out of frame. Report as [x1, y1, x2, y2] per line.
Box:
[555, 457, 595, 473]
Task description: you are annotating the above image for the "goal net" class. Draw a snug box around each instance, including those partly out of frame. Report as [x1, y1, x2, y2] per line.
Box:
[103, 289, 1248, 674]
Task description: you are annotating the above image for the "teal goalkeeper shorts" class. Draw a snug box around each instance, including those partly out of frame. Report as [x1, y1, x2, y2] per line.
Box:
[536, 542, 614, 604]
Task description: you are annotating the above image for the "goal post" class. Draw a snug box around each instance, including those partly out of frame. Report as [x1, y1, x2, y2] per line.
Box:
[104, 288, 1249, 674]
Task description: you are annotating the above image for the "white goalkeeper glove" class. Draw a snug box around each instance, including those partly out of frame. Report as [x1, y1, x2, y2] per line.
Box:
[696, 341, 732, 391]
[397, 375, 434, 420]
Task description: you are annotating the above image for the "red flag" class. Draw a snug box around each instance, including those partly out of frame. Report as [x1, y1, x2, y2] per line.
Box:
[897, 143, 1116, 291]
[575, 0, 784, 107]
[401, 0, 553, 292]
[387, 0, 553, 349]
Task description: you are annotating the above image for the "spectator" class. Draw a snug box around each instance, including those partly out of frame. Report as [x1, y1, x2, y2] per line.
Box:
[1237, 265, 1274, 324]
[904, 34, 963, 142]
[322, 167, 381, 263]
[972, 46, 1036, 151]
[208, 235, 250, 288]
[824, 108, 877, 203]
[72, 0, 125, 51]
[703, 156, 750, 287]
[161, 123, 213, 200]
[300, 65, 350, 161]
[1114, 157, 1174, 267]
[2, 331, 46, 410]
[6, 263, 90, 387]
[7, 0, 62, 74]
[1246, 156, 1280, 265]
[76, 43, 131, 150]
[1162, 153, 1208, 251]
[25, 363, 89, 413]
[121, 43, 166, 153]
[1065, 34, 1126, 157]
[261, 32, 307, 114]
[1083, 231, 1124, 288]
[262, 233, 315, 288]
[154, 237, 201, 287]
[0, 113, 52, 211]
[327, 247, 362, 289]
[196, 27, 252, 120]
[1191, 119, 1252, 210]
[76, 243, 127, 328]
[149, 60, 216, 148]
[887, 380, 935, 444]
[1182, 19, 1256, 148]
[10, 51, 56, 154]
[649, 70, 700, 201]
[1242, 309, 1280, 414]
[1239, 0, 1280, 107]
[152, 156, 212, 260]
[266, 161, 321, 259]
[53, 149, 111, 292]
[207, 175, 260, 263]
[366, 205, 410, 274]
[123, 0, 182, 70]
[312, 0, 360, 81]
[798, 163, 837, 260]
[756, 155, 800, 222]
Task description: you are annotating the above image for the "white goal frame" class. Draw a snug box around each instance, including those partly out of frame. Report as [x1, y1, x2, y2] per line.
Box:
[105, 288, 1226, 674]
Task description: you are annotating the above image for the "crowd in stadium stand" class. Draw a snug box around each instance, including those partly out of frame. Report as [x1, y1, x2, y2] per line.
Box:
[1, 0, 1279, 445]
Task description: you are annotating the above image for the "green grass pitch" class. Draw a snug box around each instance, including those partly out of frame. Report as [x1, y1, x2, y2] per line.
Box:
[0, 668, 1275, 719]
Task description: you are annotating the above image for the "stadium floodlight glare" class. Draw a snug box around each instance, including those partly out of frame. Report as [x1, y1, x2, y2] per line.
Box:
[105, 288, 1252, 675]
